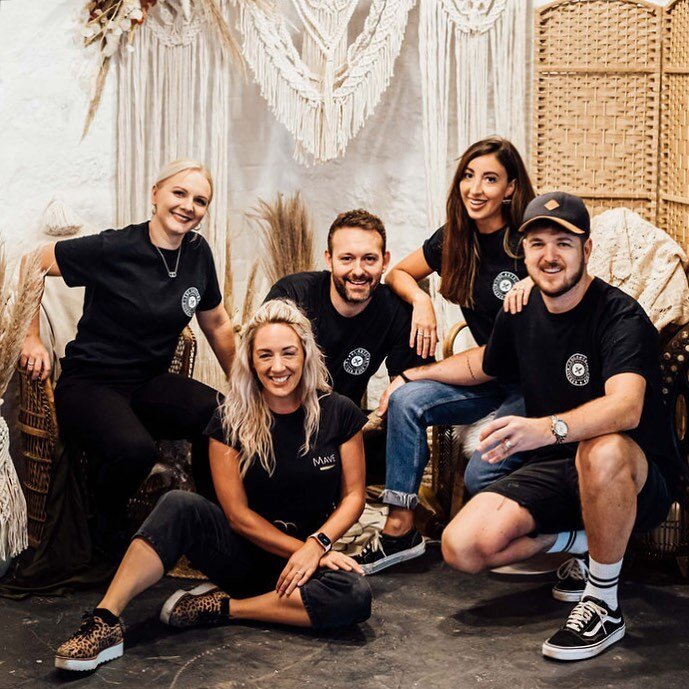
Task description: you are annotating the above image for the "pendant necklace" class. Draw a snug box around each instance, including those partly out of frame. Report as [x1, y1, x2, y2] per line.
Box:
[155, 243, 182, 278]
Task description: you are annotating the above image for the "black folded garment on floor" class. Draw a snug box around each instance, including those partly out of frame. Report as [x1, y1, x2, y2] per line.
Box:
[0, 439, 117, 599]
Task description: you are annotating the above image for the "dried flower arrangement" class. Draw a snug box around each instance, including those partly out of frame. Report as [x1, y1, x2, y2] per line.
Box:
[81, 0, 248, 138]
[242, 192, 315, 322]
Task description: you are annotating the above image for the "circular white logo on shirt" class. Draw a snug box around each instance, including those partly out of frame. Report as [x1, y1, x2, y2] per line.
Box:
[492, 271, 519, 300]
[182, 287, 201, 317]
[565, 353, 590, 386]
[343, 348, 371, 376]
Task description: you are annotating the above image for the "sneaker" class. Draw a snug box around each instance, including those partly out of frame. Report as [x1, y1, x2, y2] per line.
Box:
[542, 596, 626, 661]
[54, 610, 124, 672]
[160, 582, 231, 629]
[354, 529, 426, 575]
[552, 556, 588, 602]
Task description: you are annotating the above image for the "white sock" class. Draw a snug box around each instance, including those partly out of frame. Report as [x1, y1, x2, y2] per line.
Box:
[545, 530, 588, 555]
[583, 557, 622, 610]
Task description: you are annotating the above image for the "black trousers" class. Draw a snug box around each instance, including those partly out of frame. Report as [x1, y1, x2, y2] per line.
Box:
[54, 370, 220, 522]
[136, 490, 372, 630]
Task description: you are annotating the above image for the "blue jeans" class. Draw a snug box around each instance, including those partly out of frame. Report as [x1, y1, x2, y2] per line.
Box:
[381, 380, 526, 509]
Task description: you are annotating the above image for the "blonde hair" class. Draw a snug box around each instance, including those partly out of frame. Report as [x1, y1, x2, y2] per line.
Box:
[154, 159, 214, 202]
[221, 299, 331, 477]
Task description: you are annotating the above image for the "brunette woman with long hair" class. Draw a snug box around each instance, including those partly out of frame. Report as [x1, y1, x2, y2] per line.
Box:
[355, 137, 536, 574]
[54, 299, 372, 672]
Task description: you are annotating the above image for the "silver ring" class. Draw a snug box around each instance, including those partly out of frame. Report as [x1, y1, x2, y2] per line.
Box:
[27, 362, 35, 368]
[503, 439, 513, 451]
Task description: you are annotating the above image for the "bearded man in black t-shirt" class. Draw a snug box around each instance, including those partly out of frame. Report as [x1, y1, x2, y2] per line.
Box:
[265, 210, 426, 480]
[378, 192, 685, 662]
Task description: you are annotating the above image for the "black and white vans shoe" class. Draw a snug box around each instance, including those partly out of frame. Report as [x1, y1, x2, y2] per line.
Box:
[354, 530, 426, 575]
[552, 556, 588, 602]
[542, 596, 625, 661]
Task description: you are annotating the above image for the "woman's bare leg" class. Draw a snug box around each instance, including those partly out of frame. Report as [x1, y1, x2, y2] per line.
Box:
[98, 538, 165, 616]
[230, 588, 311, 627]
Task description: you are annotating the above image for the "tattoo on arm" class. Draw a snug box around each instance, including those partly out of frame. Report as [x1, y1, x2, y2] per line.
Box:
[466, 352, 476, 381]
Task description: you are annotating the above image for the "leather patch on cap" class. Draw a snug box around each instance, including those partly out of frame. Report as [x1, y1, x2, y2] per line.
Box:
[544, 199, 560, 210]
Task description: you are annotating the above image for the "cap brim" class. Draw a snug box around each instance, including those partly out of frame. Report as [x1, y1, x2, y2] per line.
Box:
[518, 215, 587, 235]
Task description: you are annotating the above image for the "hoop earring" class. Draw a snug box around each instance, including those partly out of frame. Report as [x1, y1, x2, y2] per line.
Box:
[151, 204, 157, 215]
[193, 219, 204, 233]
[502, 197, 512, 205]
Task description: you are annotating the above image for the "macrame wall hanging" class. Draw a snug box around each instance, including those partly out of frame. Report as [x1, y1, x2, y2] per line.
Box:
[418, 0, 529, 341]
[115, 0, 238, 388]
[419, 0, 529, 230]
[237, 0, 415, 165]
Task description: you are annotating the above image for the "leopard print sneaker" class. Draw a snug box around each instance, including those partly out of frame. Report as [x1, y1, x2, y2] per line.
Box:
[55, 611, 124, 671]
[160, 582, 231, 629]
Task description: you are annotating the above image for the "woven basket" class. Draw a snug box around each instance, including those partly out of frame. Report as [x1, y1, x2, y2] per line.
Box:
[533, 0, 662, 222]
[658, 0, 689, 249]
[18, 327, 197, 548]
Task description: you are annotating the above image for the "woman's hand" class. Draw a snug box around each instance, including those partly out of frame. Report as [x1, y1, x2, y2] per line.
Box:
[19, 334, 51, 381]
[276, 539, 324, 597]
[320, 550, 365, 575]
[410, 294, 437, 359]
[503, 277, 534, 314]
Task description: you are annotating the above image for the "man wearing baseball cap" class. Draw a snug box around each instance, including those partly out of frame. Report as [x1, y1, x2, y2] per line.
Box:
[378, 191, 685, 660]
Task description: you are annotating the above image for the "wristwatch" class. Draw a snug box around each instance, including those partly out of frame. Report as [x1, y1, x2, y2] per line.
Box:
[550, 415, 569, 445]
[309, 532, 332, 553]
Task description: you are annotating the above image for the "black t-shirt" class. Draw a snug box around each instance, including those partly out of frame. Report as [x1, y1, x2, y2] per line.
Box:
[422, 226, 527, 345]
[483, 277, 680, 487]
[264, 271, 425, 404]
[55, 222, 222, 375]
[205, 392, 367, 538]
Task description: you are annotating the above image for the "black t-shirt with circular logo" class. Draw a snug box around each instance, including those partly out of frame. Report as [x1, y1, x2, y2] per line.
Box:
[482, 277, 680, 488]
[205, 392, 368, 538]
[265, 271, 425, 404]
[55, 222, 222, 376]
[422, 226, 527, 345]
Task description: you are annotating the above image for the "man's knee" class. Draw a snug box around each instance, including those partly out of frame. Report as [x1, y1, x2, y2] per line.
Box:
[576, 434, 639, 487]
[441, 523, 489, 574]
[388, 382, 429, 425]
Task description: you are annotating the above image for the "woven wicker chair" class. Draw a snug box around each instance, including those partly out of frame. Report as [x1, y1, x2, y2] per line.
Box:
[18, 327, 197, 549]
[431, 321, 689, 574]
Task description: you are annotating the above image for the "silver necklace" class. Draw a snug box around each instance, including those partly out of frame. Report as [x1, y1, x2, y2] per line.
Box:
[154, 244, 182, 278]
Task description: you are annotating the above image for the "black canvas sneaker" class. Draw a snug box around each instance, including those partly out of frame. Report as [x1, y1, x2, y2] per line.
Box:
[542, 596, 625, 661]
[552, 556, 588, 602]
[160, 583, 231, 629]
[354, 529, 426, 575]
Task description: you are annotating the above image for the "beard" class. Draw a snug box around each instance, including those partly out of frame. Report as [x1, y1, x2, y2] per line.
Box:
[533, 260, 586, 298]
[332, 273, 378, 304]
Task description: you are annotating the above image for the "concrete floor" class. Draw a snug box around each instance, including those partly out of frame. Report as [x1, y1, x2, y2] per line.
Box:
[2, 547, 689, 689]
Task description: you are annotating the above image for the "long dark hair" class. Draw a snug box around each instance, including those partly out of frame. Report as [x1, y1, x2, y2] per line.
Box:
[440, 137, 534, 307]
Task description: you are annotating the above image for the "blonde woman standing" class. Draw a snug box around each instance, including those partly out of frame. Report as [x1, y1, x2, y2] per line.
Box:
[19, 160, 234, 556]
[54, 299, 371, 672]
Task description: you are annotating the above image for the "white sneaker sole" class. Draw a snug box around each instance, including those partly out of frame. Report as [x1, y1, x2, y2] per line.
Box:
[542, 624, 626, 661]
[160, 582, 219, 627]
[55, 641, 123, 671]
[552, 587, 584, 603]
[361, 539, 427, 575]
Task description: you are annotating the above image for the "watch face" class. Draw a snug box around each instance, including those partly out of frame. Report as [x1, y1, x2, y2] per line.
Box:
[554, 420, 568, 437]
[317, 533, 331, 548]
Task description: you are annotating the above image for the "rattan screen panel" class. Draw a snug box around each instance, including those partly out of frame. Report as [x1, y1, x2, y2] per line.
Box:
[659, 0, 689, 249]
[533, 0, 662, 222]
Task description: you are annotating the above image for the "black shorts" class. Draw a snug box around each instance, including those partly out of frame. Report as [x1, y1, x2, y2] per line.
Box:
[483, 453, 671, 534]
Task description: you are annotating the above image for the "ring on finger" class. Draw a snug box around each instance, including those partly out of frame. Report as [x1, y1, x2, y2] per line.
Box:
[503, 439, 513, 452]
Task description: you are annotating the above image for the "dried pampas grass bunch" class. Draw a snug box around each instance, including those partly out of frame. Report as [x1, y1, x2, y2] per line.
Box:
[0, 242, 44, 398]
[40, 197, 93, 237]
[246, 191, 315, 288]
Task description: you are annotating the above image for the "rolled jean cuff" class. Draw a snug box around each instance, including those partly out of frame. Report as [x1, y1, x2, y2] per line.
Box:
[132, 529, 177, 572]
[380, 489, 418, 510]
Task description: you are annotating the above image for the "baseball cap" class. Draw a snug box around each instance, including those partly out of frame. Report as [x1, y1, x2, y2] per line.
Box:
[518, 191, 590, 236]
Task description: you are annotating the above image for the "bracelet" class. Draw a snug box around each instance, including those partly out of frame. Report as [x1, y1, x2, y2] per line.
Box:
[399, 371, 411, 383]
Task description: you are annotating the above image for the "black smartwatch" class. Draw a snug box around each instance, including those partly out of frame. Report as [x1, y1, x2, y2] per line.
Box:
[309, 532, 332, 553]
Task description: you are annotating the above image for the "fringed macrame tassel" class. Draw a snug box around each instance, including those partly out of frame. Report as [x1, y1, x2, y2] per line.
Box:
[40, 197, 92, 237]
[0, 414, 28, 561]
